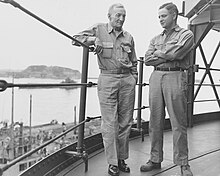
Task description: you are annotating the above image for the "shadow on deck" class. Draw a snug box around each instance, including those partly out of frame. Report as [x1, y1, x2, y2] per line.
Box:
[58, 119, 220, 176]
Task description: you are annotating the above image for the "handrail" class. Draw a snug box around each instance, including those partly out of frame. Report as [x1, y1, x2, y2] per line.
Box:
[0, 80, 97, 92]
[198, 67, 220, 72]
[194, 99, 220, 103]
[3, 79, 218, 92]
[189, 83, 220, 87]
[0, 116, 101, 175]
[195, 83, 220, 87]
[0, 0, 93, 50]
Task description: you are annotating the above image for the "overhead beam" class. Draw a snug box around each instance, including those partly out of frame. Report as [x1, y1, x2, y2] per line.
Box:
[184, 0, 218, 18]
[190, 6, 220, 25]
[192, 22, 214, 49]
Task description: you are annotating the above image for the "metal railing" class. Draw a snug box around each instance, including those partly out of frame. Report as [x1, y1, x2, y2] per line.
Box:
[0, 81, 97, 92]
[0, 62, 218, 175]
[0, 0, 96, 174]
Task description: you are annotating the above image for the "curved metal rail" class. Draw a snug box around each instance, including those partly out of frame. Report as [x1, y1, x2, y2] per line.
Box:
[0, 116, 101, 176]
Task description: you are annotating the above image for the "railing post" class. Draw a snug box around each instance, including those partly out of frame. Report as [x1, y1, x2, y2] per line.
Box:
[29, 94, 32, 151]
[77, 47, 89, 153]
[137, 57, 144, 141]
[187, 24, 196, 128]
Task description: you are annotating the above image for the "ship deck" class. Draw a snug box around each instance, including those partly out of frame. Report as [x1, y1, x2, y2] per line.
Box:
[57, 119, 220, 176]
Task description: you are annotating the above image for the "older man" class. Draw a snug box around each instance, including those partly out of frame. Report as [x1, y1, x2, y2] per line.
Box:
[72, 3, 137, 176]
[140, 2, 194, 176]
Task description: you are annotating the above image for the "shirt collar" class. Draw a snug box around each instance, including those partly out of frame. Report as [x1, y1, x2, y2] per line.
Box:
[161, 25, 181, 35]
[107, 23, 125, 36]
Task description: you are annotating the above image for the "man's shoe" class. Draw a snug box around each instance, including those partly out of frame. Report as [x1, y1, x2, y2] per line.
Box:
[181, 165, 193, 176]
[140, 160, 161, 172]
[108, 165, 119, 176]
[118, 160, 130, 173]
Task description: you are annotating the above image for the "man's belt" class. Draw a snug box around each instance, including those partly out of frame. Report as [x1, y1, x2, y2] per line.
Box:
[100, 68, 130, 74]
[154, 67, 184, 71]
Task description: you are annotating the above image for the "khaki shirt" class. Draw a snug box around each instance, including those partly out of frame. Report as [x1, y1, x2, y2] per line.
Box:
[145, 25, 194, 69]
[73, 23, 138, 76]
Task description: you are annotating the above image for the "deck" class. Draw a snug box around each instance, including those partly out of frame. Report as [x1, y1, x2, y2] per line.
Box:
[57, 119, 220, 176]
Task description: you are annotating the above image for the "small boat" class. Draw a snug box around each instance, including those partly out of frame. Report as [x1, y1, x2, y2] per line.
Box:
[60, 77, 76, 84]
[17, 77, 78, 90]
[60, 77, 78, 89]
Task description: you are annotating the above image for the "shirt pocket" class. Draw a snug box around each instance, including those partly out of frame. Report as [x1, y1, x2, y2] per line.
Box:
[102, 42, 113, 58]
[118, 43, 132, 64]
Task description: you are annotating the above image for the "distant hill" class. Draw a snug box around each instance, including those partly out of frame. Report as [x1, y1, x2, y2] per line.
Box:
[0, 65, 81, 79]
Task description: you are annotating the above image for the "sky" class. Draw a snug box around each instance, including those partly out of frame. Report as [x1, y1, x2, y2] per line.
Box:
[0, 0, 219, 79]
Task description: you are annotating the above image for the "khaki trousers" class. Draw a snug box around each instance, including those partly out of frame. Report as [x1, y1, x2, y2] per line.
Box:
[97, 73, 136, 165]
[149, 70, 189, 166]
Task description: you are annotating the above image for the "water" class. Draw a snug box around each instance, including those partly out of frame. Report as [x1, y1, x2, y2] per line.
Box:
[0, 77, 219, 126]
[0, 77, 101, 126]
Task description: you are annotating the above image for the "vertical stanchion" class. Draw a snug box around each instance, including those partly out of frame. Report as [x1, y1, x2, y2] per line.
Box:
[10, 77, 15, 160]
[77, 47, 89, 154]
[137, 57, 144, 141]
[74, 106, 77, 135]
[29, 94, 32, 150]
[187, 24, 196, 128]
